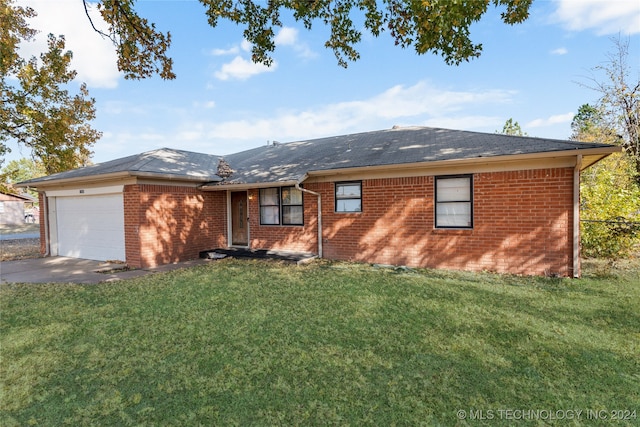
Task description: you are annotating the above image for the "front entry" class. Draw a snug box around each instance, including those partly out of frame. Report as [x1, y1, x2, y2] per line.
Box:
[231, 191, 248, 246]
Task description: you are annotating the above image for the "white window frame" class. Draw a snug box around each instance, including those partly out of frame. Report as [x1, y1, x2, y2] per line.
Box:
[435, 175, 473, 229]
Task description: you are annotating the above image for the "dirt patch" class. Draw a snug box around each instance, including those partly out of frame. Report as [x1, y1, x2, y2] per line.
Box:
[0, 238, 41, 261]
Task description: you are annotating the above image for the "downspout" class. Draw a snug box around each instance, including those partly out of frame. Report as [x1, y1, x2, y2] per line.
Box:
[42, 191, 50, 257]
[295, 177, 322, 258]
[573, 155, 582, 278]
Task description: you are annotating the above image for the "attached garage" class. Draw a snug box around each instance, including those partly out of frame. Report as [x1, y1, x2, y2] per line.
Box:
[48, 187, 126, 262]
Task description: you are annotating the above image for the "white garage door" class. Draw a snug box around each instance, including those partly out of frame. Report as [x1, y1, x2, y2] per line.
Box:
[56, 194, 125, 261]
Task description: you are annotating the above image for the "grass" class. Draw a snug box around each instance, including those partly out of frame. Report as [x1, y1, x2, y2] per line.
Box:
[1, 259, 639, 426]
[0, 238, 40, 261]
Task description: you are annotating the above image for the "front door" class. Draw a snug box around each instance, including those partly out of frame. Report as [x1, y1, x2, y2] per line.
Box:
[231, 191, 248, 246]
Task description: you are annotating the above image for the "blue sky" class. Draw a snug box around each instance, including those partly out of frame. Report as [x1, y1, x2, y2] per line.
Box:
[9, 0, 640, 164]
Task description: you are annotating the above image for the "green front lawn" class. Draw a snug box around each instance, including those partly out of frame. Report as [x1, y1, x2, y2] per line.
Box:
[1, 260, 638, 426]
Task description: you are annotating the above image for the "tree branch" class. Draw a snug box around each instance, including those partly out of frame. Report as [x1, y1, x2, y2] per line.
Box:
[83, 0, 111, 40]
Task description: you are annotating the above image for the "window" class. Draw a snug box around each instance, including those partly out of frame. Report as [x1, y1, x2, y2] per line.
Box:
[435, 175, 473, 228]
[260, 187, 303, 225]
[260, 188, 280, 225]
[335, 181, 362, 213]
[281, 187, 303, 225]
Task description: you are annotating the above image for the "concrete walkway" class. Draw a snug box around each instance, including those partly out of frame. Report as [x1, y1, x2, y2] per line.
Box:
[0, 256, 210, 284]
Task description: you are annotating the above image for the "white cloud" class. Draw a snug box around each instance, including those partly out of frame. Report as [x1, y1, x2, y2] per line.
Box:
[274, 27, 299, 46]
[214, 56, 277, 80]
[526, 112, 575, 128]
[275, 26, 317, 60]
[551, 47, 568, 55]
[210, 46, 240, 56]
[210, 28, 316, 81]
[184, 81, 516, 143]
[16, 0, 121, 88]
[93, 81, 521, 160]
[240, 39, 253, 52]
[553, 0, 640, 35]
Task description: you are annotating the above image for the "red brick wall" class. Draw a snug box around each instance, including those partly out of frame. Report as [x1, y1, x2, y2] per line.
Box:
[320, 169, 574, 276]
[123, 185, 226, 268]
[119, 167, 574, 276]
[247, 188, 319, 253]
[243, 168, 575, 276]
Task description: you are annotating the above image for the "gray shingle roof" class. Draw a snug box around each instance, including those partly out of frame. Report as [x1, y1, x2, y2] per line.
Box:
[19, 126, 616, 187]
[217, 126, 615, 185]
[19, 148, 223, 185]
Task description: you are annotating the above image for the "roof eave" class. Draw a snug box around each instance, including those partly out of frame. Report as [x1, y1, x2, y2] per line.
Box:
[199, 180, 301, 191]
[16, 170, 221, 189]
[304, 146, 622, 177]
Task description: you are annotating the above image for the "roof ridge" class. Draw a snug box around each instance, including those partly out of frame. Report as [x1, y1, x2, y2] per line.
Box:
[129, 147, 174, 171]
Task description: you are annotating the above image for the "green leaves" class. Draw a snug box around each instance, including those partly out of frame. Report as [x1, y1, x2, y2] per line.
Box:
[1, 1, 101, 176]
[581, 154, 640, 259]
[95, 0, 175, 80]
[94, 0, 532, 78]
[498, 118, 527, 136]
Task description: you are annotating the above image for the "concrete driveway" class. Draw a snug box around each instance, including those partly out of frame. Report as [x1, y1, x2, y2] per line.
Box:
[0, 256, 210, 284]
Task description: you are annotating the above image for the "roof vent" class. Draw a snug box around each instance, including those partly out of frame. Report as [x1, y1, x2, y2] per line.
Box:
[392, 125, 401, 129]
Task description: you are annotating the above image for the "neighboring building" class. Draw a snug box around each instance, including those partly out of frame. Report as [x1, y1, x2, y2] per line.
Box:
[0, 192, 37, 225]
[17, 126, 619, 277]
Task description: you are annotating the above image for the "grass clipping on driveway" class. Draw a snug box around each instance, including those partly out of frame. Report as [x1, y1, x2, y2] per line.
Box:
[1, 260, 638, 426]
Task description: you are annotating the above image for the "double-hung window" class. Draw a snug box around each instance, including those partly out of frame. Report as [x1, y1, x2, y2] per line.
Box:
[260, 188, 280, 225]
[281, 187, 303, 225]
[435, 175, 473, 228]
[259, 187, 303, 225]
[335, 181, 362, 213]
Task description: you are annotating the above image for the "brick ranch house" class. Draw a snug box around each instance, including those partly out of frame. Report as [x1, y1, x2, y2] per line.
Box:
[18, 126, 619, 277]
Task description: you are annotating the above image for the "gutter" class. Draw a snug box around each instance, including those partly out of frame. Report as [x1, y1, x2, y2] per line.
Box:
[573, 155, 582, 278]
[16, 170, 220, 189]
[201, 180, 300, 191]
[295, 175, 322, 258]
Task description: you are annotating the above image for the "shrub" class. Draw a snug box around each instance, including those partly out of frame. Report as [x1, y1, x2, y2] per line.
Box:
[581, 154, 640, 259]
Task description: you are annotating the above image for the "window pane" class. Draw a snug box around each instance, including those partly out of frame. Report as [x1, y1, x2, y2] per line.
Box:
[436, 202, 471, 227]
[261, 206, 279, 224]
[336, 184, 361, 198]
[437, 177, 471, 202]
[260, 188, 279, 205]
[283, 206, 303, 225]
[282, 187, 302, 205]
[336, 199, 362, 212]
